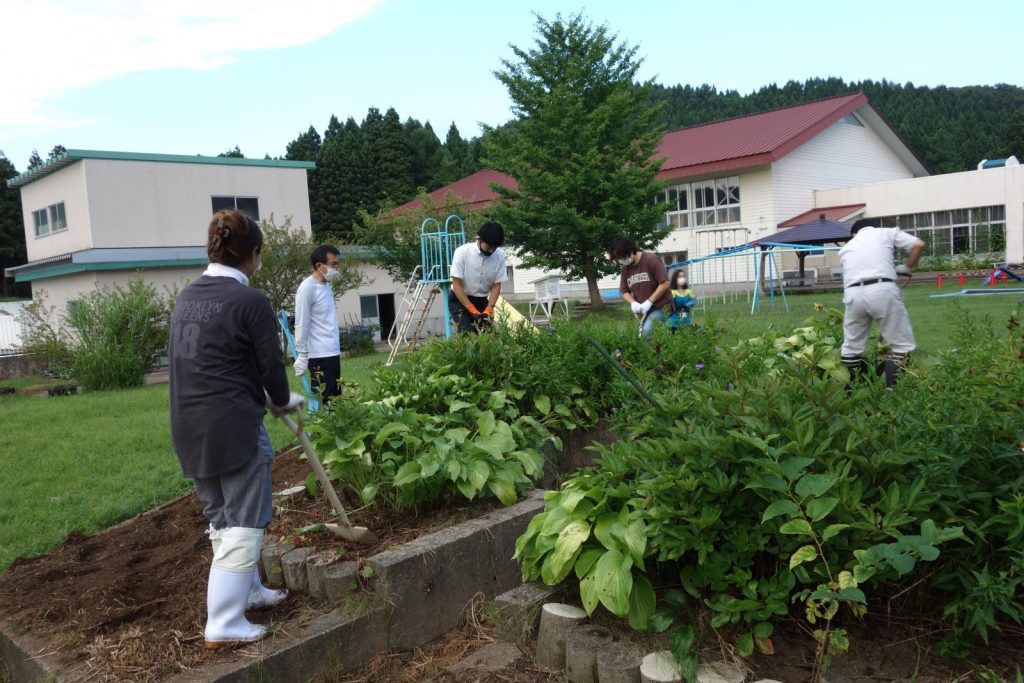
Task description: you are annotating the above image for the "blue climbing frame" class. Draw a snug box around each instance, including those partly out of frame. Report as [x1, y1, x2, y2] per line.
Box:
[419, 215, 467, 339]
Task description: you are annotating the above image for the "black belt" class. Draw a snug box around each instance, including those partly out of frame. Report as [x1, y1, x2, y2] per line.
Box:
[847, 277, 894, 288]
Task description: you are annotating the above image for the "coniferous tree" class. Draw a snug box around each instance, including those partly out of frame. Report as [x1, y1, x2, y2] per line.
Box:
[285, 125, 322, 161]
[373, 107, 415, 204]
[27, 150, 43, 170]
[48, 145, 67, 160]
[0, 152, 27, 297]
[485, 12, 667, 309]
[403, 118, 444, 191]
[218, 146, 244, 158]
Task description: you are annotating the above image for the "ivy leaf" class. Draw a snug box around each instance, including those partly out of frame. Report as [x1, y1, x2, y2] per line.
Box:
[789, 544, 818, 569]
[806, 496, 839, 522]
[627, 574, 656, 631]
[762, 499, 800, 523]
[779, 519, 813, 536]
[795, 473, 838, 498]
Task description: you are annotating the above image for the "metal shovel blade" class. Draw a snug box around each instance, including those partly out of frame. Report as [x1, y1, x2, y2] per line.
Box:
[279, 413, 378, 545]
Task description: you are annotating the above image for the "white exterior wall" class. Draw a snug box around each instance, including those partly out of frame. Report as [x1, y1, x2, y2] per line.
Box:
[335, 262, 448, 340]
[771, 117, 916, 228]
[82, 159, 313, 248]
[93, 267, 204, 299]
[20, 163, 93, 259]
[29, 272, 99, 320]
[814, 165, 1024, 264]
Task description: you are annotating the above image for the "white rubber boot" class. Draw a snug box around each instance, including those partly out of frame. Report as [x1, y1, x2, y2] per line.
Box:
[248, 568, 288, 609]
[204, 566, 269, 648]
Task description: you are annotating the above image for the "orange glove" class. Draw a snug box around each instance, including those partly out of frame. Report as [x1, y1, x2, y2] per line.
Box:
[483, 305, 494, 316]
[466, 304, 481, 316]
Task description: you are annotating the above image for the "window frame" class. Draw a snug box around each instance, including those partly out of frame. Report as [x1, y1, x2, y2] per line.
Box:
[211, 195, 261, 221]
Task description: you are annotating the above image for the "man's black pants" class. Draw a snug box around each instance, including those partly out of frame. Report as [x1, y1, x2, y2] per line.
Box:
[309, 355, 341, 401]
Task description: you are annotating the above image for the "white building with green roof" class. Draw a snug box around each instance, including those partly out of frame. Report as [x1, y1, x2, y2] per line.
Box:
[5, 149, 315, 317]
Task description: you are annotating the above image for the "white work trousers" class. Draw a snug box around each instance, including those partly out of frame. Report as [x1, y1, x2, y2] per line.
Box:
[841, 282, 916, 356]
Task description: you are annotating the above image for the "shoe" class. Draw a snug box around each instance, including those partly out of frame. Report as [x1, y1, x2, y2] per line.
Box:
[204, 565, 269, 649]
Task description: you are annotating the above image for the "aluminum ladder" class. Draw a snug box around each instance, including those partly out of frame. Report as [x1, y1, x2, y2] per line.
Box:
[386, 265, 441, 366]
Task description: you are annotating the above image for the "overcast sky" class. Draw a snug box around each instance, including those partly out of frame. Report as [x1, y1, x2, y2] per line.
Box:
[2, 0, 1021, 171]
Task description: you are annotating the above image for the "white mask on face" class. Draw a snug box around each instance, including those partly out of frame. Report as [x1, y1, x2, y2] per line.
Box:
[618, 257, 634, 267]
[676, 277, 687, 288]
[254, 253, 262, 273]
[323, 266, 340, 282]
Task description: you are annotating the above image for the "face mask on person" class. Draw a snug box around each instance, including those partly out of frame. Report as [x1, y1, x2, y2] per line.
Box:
[676, 277, 687, 288]
[618, 256, 634, 267]
[322, 265, 340, 282]
[479, 247, 494, 258]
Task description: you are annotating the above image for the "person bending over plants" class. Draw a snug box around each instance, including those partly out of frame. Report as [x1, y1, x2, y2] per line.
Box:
[608, 237, 673, 338]
[169, 210, 305, 649]
[449, 221, 508, 334]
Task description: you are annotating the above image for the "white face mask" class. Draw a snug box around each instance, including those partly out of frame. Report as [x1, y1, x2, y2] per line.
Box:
[618, 257, 634, 267]
[323, 266, 340, 282]
[676, 278, 687, 288]
[254, 253, 262, 273]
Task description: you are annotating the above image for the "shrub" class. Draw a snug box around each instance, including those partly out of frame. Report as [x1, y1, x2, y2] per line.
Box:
[15, 291, 72, 371]
[64, 277, 173, 390]
[340, 325, 378, 356]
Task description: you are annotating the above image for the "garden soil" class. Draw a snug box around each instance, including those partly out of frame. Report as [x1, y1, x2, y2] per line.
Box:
[2, 443, 1022, 682]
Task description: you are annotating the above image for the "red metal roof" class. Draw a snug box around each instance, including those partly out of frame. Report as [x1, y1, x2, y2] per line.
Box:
[778, 204, 866, 228]
[655, 93, 868, 180]
[394, 169, 518, 214]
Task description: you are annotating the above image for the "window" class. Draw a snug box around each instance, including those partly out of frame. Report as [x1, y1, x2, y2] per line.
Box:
[359, 295, 379, 319]
[32, 201, 67, 237]
[870, 205, 1006, 258]
[33, 209, 49, 237]
[49, 202, 67, 232]
[211, 196, 260, 221]
[661, 176, 740, 229]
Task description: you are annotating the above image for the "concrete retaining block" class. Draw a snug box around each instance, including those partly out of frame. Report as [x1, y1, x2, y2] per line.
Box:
[489, 581, 564, 644]
[281, 547, 313, 591]
[324, 561, 359, 605]
[261, 539, 294, 587]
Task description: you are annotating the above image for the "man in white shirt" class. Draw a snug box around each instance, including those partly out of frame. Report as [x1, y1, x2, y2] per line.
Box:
[293, 245, 342, 400]
[838, 219, 925, 388]
[449, 222, 508, 334]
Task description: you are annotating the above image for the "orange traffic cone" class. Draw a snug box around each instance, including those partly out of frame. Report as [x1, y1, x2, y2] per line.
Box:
[959, 272, 965, 286]
[936, 274, 943, 288]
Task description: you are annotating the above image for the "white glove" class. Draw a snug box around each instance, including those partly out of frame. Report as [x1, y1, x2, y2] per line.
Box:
[292, 354, 308, 376]
[629, 301, 643, 315]
[895, 264, 912, 276]
[639, 300, 653, 314]
[267, 391, 306, 417]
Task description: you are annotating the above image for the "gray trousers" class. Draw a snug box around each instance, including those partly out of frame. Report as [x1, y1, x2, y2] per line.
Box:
[193, 425, 275, 530]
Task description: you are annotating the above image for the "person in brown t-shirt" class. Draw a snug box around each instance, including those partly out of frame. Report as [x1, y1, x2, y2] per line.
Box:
[608, 237, 672, 338]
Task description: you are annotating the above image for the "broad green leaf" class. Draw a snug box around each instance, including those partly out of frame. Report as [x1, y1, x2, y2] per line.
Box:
[515, 450, 544, 477]
[779, 519, 813, 536]
[468, 460, 490, 490]
[663, 590, 687, 607]
[744, 475, 788, 492]
[448, 400, 472, 413]
[488, 478, 517, 505]
[669, 625, 695, 655]
[359, 483, 378, 504]
[475, 422, 515, 457]
[623, 519, 648, 569]
[593, 549, 633, 617]
[477, 410, 495, 437]
[836, 587, 866, 604]
[737, 632, 754, 657]
[806, 496, 839, 522]
[574, 548, 603, 579]
[627, 574, 656, 631]
[593, 512, 622, 550]
[779, 457, 815, 481]
[762, 499, 800, 523]
[680, 653, 699, 682]
[822, 523, 849, 541]
[444, 427, 469, 444]
[560, 489, 587, 513]
[789, 544, 817, 569]
[647, 610, 675, 633]
[753, 622, 774, 638]
[374, 421, 410, 446]
[837, 571, 856, 589]
[456, 478, 477, 500]
[795, 473, 838, 498]
[534, 395, 551, 416]
[304, 472, 318, 497]
[393, 461, 422, 486]
[541, 520, 589, 585]
[579, 573, 599, 614]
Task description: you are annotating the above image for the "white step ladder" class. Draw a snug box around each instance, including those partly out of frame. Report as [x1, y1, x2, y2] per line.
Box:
[386, 265, 442, 366]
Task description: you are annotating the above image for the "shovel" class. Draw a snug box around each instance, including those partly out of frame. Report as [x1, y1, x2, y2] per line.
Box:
[279, 411, 378, 545]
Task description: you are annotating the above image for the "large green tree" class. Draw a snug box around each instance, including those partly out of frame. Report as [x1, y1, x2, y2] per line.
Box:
[0, 152, 27, 297]
[485, 13, 668, 308]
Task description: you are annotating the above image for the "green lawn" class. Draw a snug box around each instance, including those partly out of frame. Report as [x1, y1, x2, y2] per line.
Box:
[0, 352, 390, 570]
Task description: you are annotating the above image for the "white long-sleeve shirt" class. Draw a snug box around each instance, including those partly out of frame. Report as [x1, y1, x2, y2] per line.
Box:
[293, 276, 340, 358]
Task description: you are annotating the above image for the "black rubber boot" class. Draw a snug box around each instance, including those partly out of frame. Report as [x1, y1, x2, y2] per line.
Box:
[842, 355, 869, 395]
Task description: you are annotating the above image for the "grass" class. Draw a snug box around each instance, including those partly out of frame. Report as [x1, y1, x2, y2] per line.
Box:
[0, 352, 390, 570]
